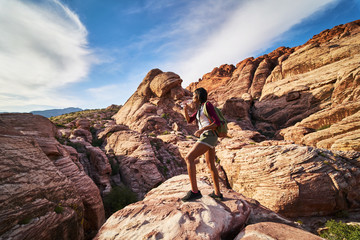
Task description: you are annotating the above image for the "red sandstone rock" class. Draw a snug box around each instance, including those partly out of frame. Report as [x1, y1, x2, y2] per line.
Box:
[0, 123, 84, 239]
[72, 128, 93, 143]
[235, 222, 323, 240]
[76, 118, 91, 130]
[0, 114, 106, 238]
[186, 20, 360, 151]
[3, 20, 360, 239]
[95, 175, 300, 240]
[149, 72, 183, 97]
[104, 127, 187, 199]
[217, 144, 360, 218]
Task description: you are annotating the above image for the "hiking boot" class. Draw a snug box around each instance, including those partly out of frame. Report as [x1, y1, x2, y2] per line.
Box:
[182, 190, 202, 202]
[208, 191, 224, 201]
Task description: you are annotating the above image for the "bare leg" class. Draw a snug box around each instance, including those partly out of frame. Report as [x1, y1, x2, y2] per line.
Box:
[205, 147, 221, 196]
[185, 142, 210, 192]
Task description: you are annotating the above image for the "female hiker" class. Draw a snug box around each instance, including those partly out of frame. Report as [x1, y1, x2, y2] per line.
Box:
[181, 87, 223, 201]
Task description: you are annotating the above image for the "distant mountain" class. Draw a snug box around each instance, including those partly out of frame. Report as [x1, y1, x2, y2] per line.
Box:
[31, 107, 83, 118]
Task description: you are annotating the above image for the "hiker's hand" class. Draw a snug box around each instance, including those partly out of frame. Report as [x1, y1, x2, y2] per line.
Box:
[194, 130, 202, 137]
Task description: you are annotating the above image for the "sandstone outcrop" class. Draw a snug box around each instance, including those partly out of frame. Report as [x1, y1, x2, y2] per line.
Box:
[235, 222, 323, 240]
[113, 69, 194, 135]
[187, 20, 360, 149]
[59, 116, 113, 196]
[79, 142, 112, 195]
[85, 20, 360, 238]
[3, 20, 360, 239]
[104, 126, 187, 198]
[95, 175, 323, 239]
[0, 114, 106, 239]
[215, 143, 360, 218]
[0, 117, 84, 240]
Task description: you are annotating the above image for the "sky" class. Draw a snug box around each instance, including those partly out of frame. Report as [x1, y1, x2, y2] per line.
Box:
[0, 0, 359, 112]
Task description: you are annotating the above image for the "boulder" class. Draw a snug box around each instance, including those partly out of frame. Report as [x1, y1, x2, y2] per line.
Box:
[235, 222, 323, 240]
[113, 69, 192, 135]
[76, 119, 91, 130]
[149, 72, 182, 97]
[72, 128, 93, 143]
[217, 144, 360, 218]
[105, 128, 187, 199]
[96, 175, 315, 239]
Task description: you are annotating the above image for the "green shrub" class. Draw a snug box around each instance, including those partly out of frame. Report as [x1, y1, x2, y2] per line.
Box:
[320, 220, 360, 240]
[19, 217, 32, 225]
[318, 151, 327, 157]
[109, 158, 120, 176]
[92, 137, 104, 147]
[148, 132, 157, 137]
[161, 113, 169, 119]
[317, 124, 331, 131]
[160, 165, 168, 176]
[55, 136, 65, 145]
[54, 204, 64, 214]
[103, 186, 137, 218]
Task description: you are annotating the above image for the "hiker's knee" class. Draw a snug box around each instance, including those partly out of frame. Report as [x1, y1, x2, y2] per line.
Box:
[185, 154, 193, 165]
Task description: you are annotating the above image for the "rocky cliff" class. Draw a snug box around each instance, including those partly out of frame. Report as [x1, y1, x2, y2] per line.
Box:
[0, 114, 105, 239]
[103, 20, 360, 237]
[1, 20, 360, 239]
[188, 20, 360, 152]
[95, 175, 323, 240]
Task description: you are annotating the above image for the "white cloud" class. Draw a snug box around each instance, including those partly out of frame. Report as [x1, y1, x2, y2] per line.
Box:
[0, 0, 342, 112]
[155, 0, 339, 86]
[0, 0, 94, 112]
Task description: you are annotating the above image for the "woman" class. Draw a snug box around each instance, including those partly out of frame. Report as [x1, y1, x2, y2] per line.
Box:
[182, 87, 223, 201]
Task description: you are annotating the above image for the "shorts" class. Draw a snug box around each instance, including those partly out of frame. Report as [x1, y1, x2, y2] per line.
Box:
[197, 130, 218, 148]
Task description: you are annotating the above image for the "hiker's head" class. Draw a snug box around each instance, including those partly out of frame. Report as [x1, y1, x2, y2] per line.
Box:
[194, 88, 207, 104]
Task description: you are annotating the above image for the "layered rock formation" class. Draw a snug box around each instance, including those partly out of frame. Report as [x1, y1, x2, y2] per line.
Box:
[188, 20, 360, 150]
[235, 222, 323, 240]
[216, 143, 360, 217]
[113, 69, 193, 135]
[96, 175, 322, 240]
[107, 69, 199, 198]
[2, 20, 360, 239]
[0, 114, 105, 239]
[99, 20, 360, 237]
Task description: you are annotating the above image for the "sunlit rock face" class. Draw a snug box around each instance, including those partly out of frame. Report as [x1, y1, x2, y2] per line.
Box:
[2, 20, 360, 239]
[96, 175, 292, 240]
[0, 115, 84, 239]
[0, 114, 105, 239]
[187, 20, 360, 150]
[216, 144, 360, 218]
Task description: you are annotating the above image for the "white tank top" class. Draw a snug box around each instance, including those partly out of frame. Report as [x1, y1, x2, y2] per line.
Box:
[197, 104, 211, 131]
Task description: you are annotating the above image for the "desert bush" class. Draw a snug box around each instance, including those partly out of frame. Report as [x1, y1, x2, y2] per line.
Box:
[317, 124, 331, 131]
[103, 186, 137, 218]
[320, 219, 360, 240]
[54, 204, 64, 214]
[109, 158, 120, 176]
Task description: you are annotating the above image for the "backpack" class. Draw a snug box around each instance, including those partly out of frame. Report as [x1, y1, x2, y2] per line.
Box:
[203, 101, 228, 138]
